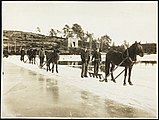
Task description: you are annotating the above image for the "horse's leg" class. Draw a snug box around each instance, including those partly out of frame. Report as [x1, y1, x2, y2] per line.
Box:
[29, 57, 31, 63]
[47, 58, 50, 71]
[94, 62, 97, 77]
[52, 62, 54, 73]
[34, 57, 35, 64]
[32, 57, 34, 64]
[39, 57, 42, 68]
[49, 62, 51, 71]
[128, 66, 133, 85]
[22, 56, 24, 61]
[46, 61, 49, 71]
[46, 65, 48, 71]
[123, 67, 127, 85]
[31, 57, 33, 64]
[56, 62, 58, 73]
[110, 64, 116, 83]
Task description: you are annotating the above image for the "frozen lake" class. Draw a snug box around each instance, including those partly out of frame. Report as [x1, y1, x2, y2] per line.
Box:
[1, 55, 158, 118]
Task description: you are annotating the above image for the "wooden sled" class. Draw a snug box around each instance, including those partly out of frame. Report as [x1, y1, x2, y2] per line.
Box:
[88, 71, 103, 79]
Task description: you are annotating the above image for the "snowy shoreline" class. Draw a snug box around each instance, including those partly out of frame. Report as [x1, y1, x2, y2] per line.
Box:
[59, 54, 157, 62]
[2, 55, 157, 117]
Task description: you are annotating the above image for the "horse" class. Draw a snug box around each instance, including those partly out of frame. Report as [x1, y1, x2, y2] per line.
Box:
[32, 48, 37, 64]
[27, 48, 33, 63]
[45, 50, 53, 71]
[103, 41, 144, 85]
[45, 49, 60, 73]
[26, 48, 37, 64]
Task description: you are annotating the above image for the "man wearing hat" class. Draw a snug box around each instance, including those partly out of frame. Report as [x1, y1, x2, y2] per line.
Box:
[80, 46, 90, 78]
[91, 48, 101, 78]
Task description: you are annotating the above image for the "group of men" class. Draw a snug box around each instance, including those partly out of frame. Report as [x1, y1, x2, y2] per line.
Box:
[20, 47, 45, 68]
[20, 46, 101, 78]
[80, 46, 101, 78]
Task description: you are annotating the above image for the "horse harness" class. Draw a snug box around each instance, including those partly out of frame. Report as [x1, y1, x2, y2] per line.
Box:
[107, 49, 135, 79]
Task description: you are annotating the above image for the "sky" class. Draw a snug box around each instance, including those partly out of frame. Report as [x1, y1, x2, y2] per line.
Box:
[2, 1, 157, 45]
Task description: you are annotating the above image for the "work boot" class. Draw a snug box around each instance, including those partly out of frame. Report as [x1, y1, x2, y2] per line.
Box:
[105, 79, 108, 82]
[129, 81, 133, 85]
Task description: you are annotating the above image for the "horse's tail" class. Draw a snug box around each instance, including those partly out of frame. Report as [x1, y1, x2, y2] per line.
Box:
[105, 53, 110, 79]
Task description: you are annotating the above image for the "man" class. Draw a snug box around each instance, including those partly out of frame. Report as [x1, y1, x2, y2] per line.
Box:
[53, 48, 60, 73]
[91, 48, 101, 78]
[20, 47, 25, 62]
[80, 46, 90, 78]
[39, 47, 45, 68]
[3, 49, 8, 58]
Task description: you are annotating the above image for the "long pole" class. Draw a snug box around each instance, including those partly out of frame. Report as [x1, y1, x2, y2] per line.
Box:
[105, 56, 128, 78]
[114, 69, 125, 80]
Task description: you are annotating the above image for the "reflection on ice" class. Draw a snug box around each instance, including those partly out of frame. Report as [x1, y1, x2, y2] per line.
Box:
[38, 74, 44, 81]
[105, 99, 135, 118]
[46, 78, 59, 103]
[28, 70, 37, 76]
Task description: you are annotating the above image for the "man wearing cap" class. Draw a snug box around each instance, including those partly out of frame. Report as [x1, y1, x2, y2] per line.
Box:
[91, 48, 101, 78]
[80, 46, 90, 78]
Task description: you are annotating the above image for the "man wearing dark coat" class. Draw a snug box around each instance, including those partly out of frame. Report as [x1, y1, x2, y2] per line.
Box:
[20, 47, 25, 62]
[91, 48, 101, 78]
[80, 46, 90, 78]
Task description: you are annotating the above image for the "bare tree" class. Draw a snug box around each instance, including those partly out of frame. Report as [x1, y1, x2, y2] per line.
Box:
[49, 28, 57, 37]
[62, 24, 70, 38]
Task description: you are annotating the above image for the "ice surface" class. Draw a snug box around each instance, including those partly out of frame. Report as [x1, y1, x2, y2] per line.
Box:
[2, 55, 158, 117]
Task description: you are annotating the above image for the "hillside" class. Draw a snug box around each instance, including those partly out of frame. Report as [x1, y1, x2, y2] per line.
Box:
[3, 30, 157, 55]
[3, 30, 68, 53]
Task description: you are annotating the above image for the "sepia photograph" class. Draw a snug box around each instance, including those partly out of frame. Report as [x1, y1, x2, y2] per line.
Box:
[1, 1, 158, 119]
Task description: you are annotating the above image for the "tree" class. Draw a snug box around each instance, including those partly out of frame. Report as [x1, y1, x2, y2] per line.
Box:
[49, 28, 57, 37]
[71, 23, 85, 47]
[100, 34, 112, 52]
[62, 24, 70, 38]
[72, 23, 84, 40]
[85, 32, 94, 53]
[62, 24, 75, 38]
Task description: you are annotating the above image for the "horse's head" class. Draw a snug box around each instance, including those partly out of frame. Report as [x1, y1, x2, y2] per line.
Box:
[134, 41, 144, 57]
